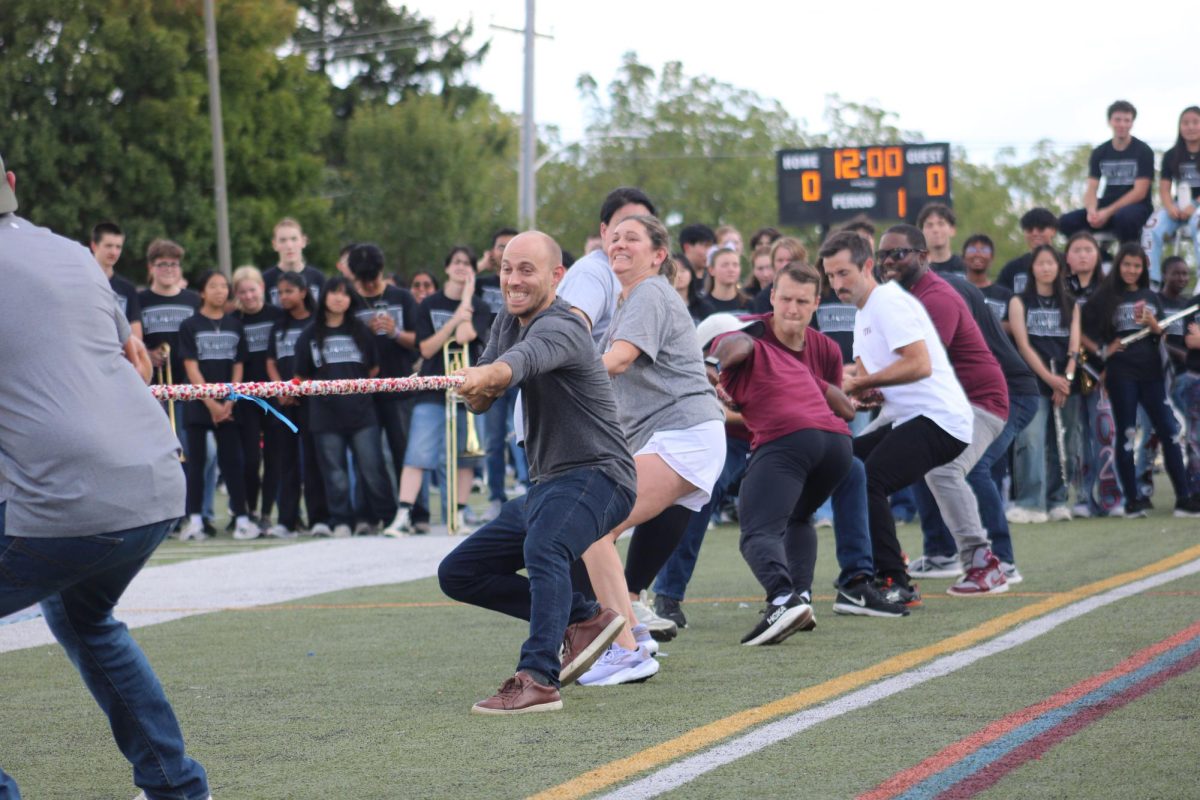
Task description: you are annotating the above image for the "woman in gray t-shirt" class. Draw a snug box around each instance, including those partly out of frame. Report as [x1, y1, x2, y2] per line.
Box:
[576, 214, 726, 687]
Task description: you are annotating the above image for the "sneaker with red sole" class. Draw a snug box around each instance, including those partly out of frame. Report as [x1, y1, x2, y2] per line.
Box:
[946, 549, 1009, 597]
[471, 671, 563, 715]
[560, 607, 626, 685]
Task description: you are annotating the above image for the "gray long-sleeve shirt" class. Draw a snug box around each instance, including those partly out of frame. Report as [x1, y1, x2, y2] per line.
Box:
[479, 298, 636, 493]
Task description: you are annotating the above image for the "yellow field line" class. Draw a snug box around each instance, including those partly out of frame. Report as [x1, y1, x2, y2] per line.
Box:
[528, 543, 1200, 800]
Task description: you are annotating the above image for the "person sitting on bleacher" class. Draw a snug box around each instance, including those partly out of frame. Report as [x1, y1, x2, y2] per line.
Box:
[1141, 106, 1200, 287]
[1059, 100, 1155, 251]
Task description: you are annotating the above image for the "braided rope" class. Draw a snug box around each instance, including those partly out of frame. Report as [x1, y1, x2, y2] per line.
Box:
[150, 376, 464, 402]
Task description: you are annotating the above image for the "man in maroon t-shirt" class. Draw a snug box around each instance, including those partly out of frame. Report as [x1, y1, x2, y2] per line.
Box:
[878, 225, 1010, 597]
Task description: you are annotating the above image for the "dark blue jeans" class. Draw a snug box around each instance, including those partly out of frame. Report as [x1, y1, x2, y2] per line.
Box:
[0, 516, 209, 800]
[916, 394, 1038, 565]
[653, 436, 751, 601]
[1060, 205, 1153, 246]
[483, 386, 528, 502]
[313, 425, 397, 526]
[438, 467, 635, 686]
[829, 456, 876, 586]
[1106, 375, 1191, 504]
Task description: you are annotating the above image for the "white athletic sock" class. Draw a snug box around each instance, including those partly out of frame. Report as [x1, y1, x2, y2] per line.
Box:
[189, 514, 202, 526]
[772, 594, 793, 606]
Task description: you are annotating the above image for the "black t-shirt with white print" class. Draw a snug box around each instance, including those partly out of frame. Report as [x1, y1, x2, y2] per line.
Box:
[1089, 137, 1155, 210]
[1161, 147, 1200, 202]
[355, 284, 420, 382]
[294, 321, 379, 434]
[267, 314, 312, 381]
[476, 273, 506, 318]
[140, 288, 201, 383]
[413, 290, 492, 404]
[1022, 293, 1072, 396]
[263, 265, 326, 308]
[930, 255, 967, 278]
[708, 293, 752, 314]
[1160, 291, 1192, 374]
[236, 305, 285, 383]
[178, 312, 247, 427]
[1104, 288, 1165, 383]
[813, 289, 857, 363]
[981, 283, 1013, 324]
[110, 274, 142, 327]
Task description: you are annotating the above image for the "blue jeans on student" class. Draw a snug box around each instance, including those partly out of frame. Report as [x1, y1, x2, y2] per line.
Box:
[1106, 374, 1192, 506]
[1176, 372, 1200, 495]
[484, 387, 528, 502]
[917, 394, 1038, 566]
[1141, 206, 1200, 286]
[0, 516, 209, 800]
[1012, 394, 1077, 511]
[653, 437, 752, 601]
[313, 425, 396, 526]
[1060, 204, 1153, 247]
[438, 467, 635, 686]
[829, 456, 876, 586]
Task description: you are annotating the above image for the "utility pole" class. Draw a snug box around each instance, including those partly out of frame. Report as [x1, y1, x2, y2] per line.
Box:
[204, 0, 232, 277]
[518, 0, 536, 229]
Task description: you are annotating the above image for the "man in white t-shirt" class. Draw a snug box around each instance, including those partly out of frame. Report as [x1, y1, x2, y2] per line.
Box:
[822, 231, 984, 607]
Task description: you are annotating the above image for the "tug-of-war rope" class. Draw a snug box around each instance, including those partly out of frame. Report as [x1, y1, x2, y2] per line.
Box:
[151, 377, 467, 433]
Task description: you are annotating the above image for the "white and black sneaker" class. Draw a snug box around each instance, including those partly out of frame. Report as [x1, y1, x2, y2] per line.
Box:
[833, 578, 910, 618]
[740, 594, 813, 646]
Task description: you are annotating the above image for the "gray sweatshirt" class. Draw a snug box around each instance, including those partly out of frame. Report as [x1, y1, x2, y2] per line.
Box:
[480, 298, 637, 493]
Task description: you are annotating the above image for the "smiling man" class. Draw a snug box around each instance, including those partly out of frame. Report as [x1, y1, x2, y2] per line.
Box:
[822, 231, 977, 606]
[438, 230, 637, 715]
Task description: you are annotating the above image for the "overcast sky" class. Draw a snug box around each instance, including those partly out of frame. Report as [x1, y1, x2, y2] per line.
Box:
[426, 0, 1194, 164]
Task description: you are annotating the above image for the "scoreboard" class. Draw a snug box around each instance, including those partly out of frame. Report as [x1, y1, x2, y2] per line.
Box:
[776, 143, 952, 227]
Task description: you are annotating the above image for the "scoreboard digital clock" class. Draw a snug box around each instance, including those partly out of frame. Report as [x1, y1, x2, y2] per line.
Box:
[776, 143, 952, 227]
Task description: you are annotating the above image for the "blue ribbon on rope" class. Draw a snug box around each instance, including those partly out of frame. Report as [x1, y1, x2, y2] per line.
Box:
[225, 385, 299, 433]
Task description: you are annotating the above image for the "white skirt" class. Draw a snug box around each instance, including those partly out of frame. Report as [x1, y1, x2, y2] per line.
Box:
[634, 419, 727, 511]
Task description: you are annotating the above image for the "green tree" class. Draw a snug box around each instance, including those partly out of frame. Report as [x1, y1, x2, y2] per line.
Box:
[0, 0, 331, 279]
[336, 95, 517, 278]
[536, 53, 806, 259]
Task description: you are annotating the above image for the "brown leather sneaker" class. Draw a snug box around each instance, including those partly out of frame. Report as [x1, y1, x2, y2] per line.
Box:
[471, 671, 563, 715]
[560, 607, 626, 685]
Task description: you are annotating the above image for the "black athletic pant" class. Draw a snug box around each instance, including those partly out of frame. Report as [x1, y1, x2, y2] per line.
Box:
[275, 402, 329, 529]
[853, 416, 966, 582]
[236, 407, 281, 520]
[186, 423, 246, 517]
[738, 429, 852, 601]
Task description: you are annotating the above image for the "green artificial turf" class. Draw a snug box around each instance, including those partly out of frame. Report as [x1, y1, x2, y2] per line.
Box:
[3, 504, 1199, 799]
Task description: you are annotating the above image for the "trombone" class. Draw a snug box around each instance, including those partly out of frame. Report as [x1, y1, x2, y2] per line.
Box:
[443, 341, 484, 534]
[157, 343, 185, 463]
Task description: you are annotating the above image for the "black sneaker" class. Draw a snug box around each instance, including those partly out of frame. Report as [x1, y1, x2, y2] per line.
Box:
[1124, 501, 1148, 519]
[1174, 495, 1200, 518]
[876, 576, 923, 608]
[834, 578, 910, 618]
[653, 594, 688, 629]
[740, 594, 813, 646]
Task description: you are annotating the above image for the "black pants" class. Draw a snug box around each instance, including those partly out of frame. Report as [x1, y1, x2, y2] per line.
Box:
[568, 505, 694, 601]
[738, 429, 852, 601]
[853, 416, 967, 581]
[275, 402, 329, 529]
[186, 423, 246, 517]
[236, 407, 282, 519]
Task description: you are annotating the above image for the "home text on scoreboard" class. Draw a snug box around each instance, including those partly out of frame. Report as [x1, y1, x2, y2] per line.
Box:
[776, 143, 952, 227]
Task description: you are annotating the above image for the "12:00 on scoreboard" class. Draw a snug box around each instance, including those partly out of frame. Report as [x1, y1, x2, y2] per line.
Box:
[776, 143, 951, 227]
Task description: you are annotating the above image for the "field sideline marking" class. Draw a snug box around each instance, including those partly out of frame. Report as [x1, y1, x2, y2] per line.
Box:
[529, 544, 1200, 800]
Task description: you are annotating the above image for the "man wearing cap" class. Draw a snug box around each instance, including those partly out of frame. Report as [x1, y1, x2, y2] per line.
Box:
[0, 156, 211, 799]
[438, 231, 637, 714]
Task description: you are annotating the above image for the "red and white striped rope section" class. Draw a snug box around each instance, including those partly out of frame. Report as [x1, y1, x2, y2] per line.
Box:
[150, 376, 465, 402]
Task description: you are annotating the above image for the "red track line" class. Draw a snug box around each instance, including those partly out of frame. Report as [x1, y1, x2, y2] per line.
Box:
[859, 619, 1200, 800]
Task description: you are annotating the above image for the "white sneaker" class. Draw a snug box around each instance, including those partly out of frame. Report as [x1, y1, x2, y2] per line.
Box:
[577, 643, 660, 686]
[451, 508, 474, 536]
[179, 516, 209, 542]
[309, 522, 333, 537]
[814, 517, 833, 529]
[462, 505, 485, 525]
[632, 591, 678, 641]
[332, 524, 352, 538]
[353, 521, 376, 537]
[908, 554, 963, 579]
[632, 623, 660, 656]
[1048, 505, 1073, 522]
[1071, 503, 1093, 519]
[382, 507, 413, 537]
[265, 524, 297, 539]
[1000, 562, 1024, 584]
[1006, 506, 1048, 524]
[232, 516, 261, 540]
